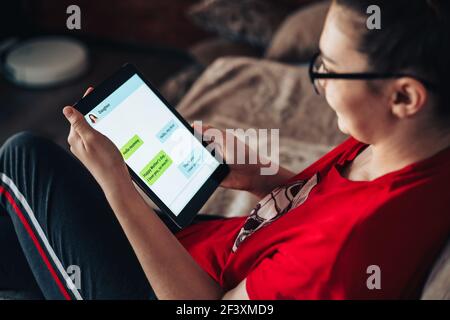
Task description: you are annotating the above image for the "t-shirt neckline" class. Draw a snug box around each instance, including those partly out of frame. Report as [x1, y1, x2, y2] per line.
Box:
[331, 139, 450, 184]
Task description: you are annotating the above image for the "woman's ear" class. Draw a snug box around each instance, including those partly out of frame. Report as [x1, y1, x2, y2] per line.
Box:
[390, 78, 428, 119]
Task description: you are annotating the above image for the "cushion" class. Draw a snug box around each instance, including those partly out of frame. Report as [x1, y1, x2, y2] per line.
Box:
[189, 37, 263, 66]
[187, 0, 291, 48]
[421, 238, 450, 299]
[175, 56, 346, 216]
[265, 0, 331, 63]
[161, 37, 264, 106]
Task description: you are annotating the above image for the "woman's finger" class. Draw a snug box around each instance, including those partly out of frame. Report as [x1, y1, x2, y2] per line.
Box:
[82, 86, 94, 98]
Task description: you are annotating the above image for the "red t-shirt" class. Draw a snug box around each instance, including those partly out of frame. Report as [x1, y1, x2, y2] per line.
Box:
[175, 137, 450, 299]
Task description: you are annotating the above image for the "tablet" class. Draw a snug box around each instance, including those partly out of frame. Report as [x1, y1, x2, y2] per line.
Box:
[74, 64, 229, 228]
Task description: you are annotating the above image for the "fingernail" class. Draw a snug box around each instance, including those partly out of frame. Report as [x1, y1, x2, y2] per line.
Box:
[63, 107, 73, 118]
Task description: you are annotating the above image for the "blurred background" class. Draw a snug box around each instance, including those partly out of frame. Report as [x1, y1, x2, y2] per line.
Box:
[0, 0, 334, 146]
[1, 0, 207, 145]
[0, 0, 346, 217]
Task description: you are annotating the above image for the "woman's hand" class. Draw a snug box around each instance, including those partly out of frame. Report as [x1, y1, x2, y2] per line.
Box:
[193, 123, 295, 198]
[63, 87, 132, 195]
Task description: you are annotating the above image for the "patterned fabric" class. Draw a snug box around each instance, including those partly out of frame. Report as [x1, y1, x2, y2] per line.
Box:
[232, 174, 318, 252]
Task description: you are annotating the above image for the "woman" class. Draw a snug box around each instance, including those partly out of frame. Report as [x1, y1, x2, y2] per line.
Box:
[1, 0, 449, 299]
[88, 114, 98, 124]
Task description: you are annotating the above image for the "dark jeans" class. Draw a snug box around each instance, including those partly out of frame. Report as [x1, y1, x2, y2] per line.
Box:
[0, 132, 224, 300]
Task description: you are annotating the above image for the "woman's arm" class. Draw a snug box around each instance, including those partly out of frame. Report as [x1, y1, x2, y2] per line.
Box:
[104, 177, 224, 299]
[193, 123, 296, 200]
[62, 101, 245, 299]
[107, 176, 251, 299]
[109, 179, 252, 299]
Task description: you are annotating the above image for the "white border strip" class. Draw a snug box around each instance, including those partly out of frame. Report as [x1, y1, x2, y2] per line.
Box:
[0, 173, 83, 300]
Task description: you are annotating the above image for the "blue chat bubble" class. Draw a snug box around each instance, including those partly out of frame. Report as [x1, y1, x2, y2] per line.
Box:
[178, 148, 204, 178]
[156, 120, 179, 143]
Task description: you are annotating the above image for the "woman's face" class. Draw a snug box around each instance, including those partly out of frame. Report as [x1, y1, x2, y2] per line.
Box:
[319, 4, 394, 144]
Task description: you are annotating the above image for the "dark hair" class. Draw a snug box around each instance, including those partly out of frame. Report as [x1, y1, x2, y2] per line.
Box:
[335, 0, 450, 120]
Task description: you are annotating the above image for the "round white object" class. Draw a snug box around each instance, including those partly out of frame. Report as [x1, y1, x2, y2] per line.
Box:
[4, 37, 89, 87]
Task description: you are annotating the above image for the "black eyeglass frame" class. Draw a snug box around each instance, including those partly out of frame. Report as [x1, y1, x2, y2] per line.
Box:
[308, 52, 438, 95]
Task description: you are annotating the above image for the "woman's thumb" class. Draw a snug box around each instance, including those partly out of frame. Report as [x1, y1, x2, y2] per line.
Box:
[63, 106, 91, 134]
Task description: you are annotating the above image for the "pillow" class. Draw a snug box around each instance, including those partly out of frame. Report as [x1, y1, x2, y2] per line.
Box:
[189, 37, 262, 66]
[187, 0, 291, 48]
[161, 37, 261, 106]
[265, 0, 331, 63]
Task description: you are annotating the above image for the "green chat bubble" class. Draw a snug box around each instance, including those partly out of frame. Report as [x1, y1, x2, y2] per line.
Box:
[139, 150, 173, 185]
[120, 134, 144, 160]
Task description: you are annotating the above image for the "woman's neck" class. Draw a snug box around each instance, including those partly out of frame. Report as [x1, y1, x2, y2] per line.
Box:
[367, 125, 450, 180]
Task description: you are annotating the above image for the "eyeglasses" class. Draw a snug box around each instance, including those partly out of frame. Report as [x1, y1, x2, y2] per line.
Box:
[308, 52, 438, 96]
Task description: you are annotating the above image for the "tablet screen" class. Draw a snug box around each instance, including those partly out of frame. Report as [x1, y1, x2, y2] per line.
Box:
[84, 74, 220, 215]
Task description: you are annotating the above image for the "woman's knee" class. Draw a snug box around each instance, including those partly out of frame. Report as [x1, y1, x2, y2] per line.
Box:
[0, 131, 69, 178]
[1, 131, 59, 158]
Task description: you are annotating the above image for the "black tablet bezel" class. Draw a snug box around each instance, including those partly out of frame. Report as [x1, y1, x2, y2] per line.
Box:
[73, 63, 229, 229]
